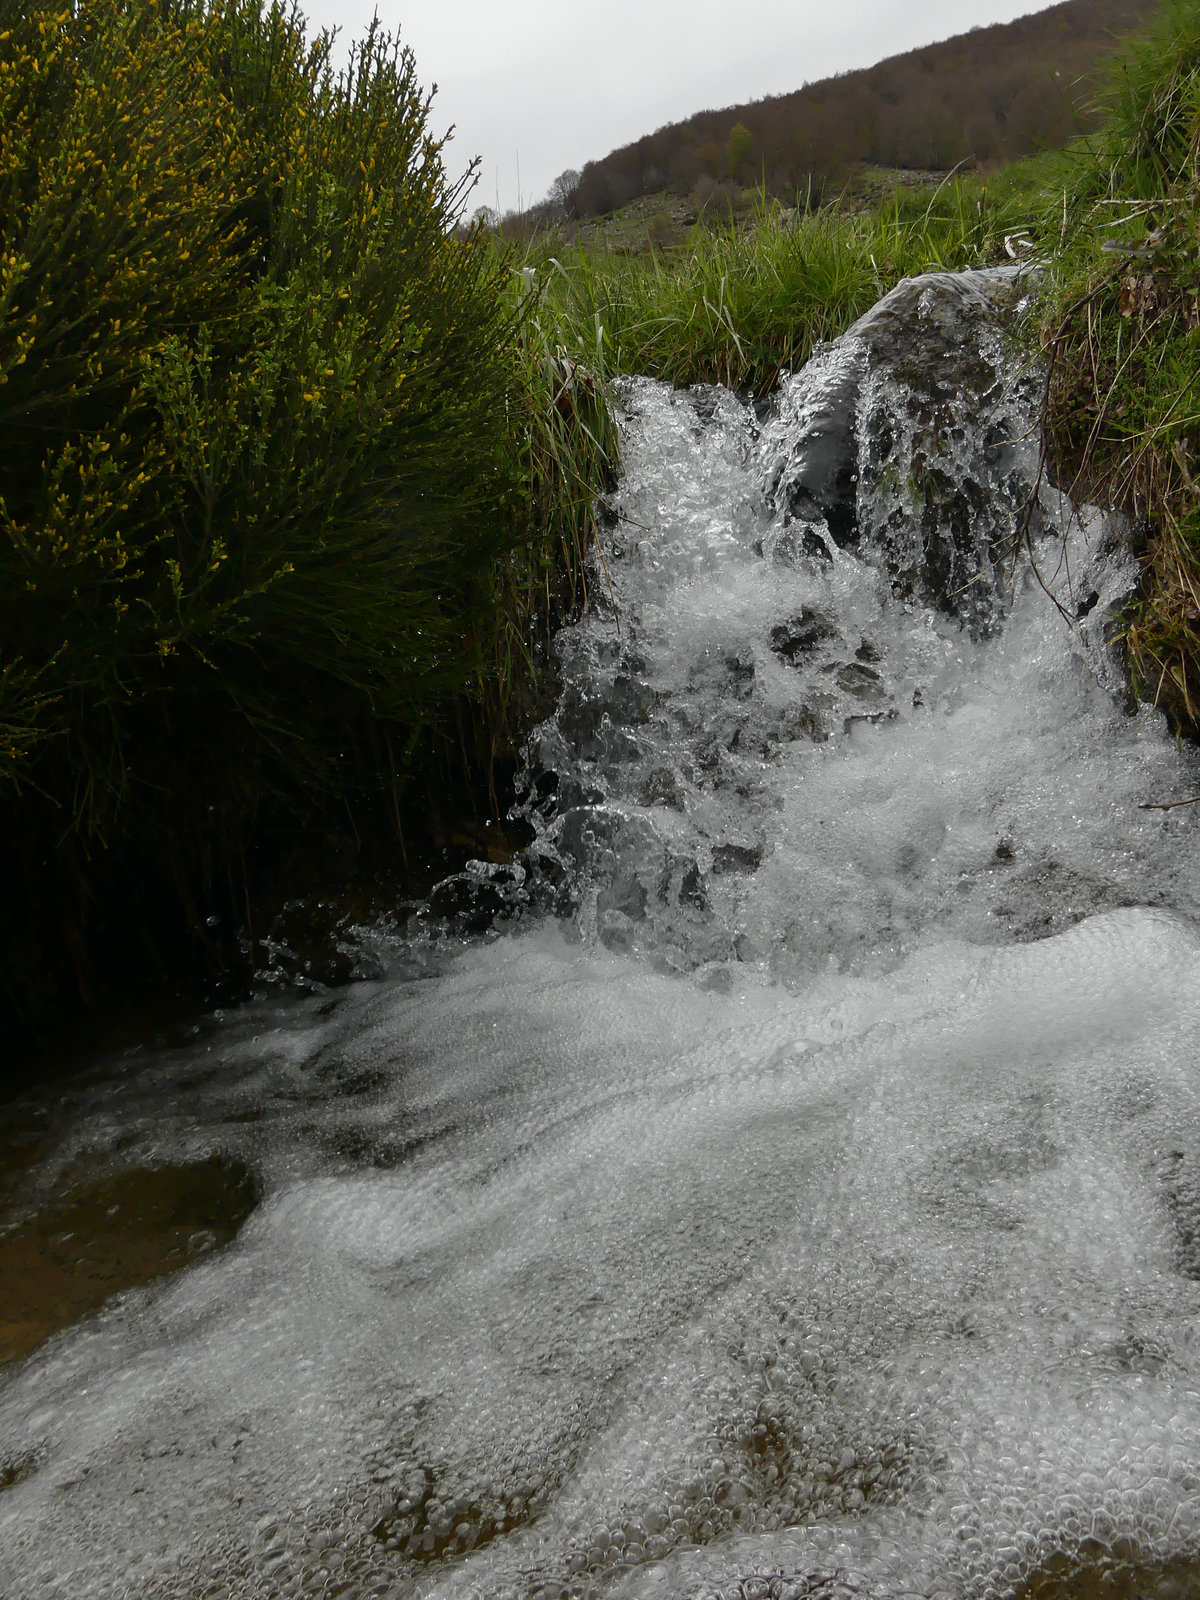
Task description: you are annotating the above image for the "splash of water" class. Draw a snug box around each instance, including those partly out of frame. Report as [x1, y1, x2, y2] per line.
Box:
[4, 271, 1200, 1600]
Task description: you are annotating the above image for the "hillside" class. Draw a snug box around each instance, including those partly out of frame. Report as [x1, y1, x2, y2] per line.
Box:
[565, 0, 1159, 216]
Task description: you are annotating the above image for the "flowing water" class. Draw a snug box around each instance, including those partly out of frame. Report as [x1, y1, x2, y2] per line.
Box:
[7, 270, 1200, 1600]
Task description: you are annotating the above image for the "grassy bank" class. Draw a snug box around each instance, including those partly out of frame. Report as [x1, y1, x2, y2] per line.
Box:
[1040, 0, 1200, 728]
[517, 164, 1063, 394]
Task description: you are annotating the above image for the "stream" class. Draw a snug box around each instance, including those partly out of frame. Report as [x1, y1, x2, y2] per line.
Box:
[6, 268, 1200, 1600]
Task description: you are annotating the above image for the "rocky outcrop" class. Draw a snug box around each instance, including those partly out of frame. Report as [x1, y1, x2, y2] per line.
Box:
[760, 266, 1042, 635]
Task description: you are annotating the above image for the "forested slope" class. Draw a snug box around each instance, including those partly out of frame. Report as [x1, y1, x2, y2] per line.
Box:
[569, 0, 1158, 214]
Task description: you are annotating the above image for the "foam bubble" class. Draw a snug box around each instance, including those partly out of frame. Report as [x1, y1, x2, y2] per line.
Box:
[5, 274, 1200, 1599]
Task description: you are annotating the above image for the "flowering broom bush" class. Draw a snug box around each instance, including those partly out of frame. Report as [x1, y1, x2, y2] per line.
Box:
[0, 0, 543, 1024]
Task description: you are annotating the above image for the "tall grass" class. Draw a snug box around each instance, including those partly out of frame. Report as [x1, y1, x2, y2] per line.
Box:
[520, 170, 1058, 395]
[488, 279, 619, 729]
[1040, 0, 1200, 727]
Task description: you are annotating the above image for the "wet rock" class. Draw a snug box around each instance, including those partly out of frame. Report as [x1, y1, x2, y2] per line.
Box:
[723, 650, 758, 701]
[1016, 1542, 1200, 1600]
[763, 267, 1038, 634]
[771, 609, 841, 663]
[832, 662, 885, 700]
[763, 338, 867, 550]
[711, 843, 763, 876]
[768, 526, 835, 566]
[1157, 1147, 1200, 1279]
[640, 766, 687, 810]
[0, 1452, 37, 1493]
[426, 861, 527, 935]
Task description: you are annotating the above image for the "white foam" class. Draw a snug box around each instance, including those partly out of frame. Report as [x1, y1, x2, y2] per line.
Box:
[5, 288, 1200, 1599]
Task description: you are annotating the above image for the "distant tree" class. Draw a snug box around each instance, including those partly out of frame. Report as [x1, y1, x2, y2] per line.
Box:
[725, 121, 753, 179]
[574, 162, 611, 214]
[1006, 78, 1071, 151]
[696, 141, 722, 177]
[545, 168, 582, 219]
[667, 143, 703, 191]
[964, 113, 997, 161]
[471, 204, 499, 230]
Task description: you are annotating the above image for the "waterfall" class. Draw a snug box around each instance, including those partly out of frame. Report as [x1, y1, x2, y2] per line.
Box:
[5, 270, 1200, 1600]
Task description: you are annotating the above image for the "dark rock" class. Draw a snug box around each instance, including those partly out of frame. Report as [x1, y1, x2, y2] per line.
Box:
[833, 662, 885, 699]
[723, 650, 757, 701]
[763, 267, 1037, 635]
[712, 843, 763, 875]
[770, 608, 840, 663]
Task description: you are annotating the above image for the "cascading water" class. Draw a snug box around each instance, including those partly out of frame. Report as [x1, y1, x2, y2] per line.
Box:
[5, 268, 1200, 1600]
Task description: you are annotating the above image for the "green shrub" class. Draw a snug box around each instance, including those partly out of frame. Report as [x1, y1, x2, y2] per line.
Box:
[2, 0, 528, 815]
[0, 0, 609, 1031]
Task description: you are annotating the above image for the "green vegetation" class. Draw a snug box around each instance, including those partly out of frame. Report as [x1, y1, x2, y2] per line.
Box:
[724, 122, 753, 182]
[519, 165, 1062, 394]
[0, 0, 610, 1041]
[1041, 0, 1200, 728]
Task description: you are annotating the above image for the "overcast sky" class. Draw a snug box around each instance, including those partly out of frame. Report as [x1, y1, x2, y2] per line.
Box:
[301, 0, 1068, 215]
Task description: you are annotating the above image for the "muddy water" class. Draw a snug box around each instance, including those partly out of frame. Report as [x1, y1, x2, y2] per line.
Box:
[0, 1159, 257, 1365]
[5, 272, 1200, 1600]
